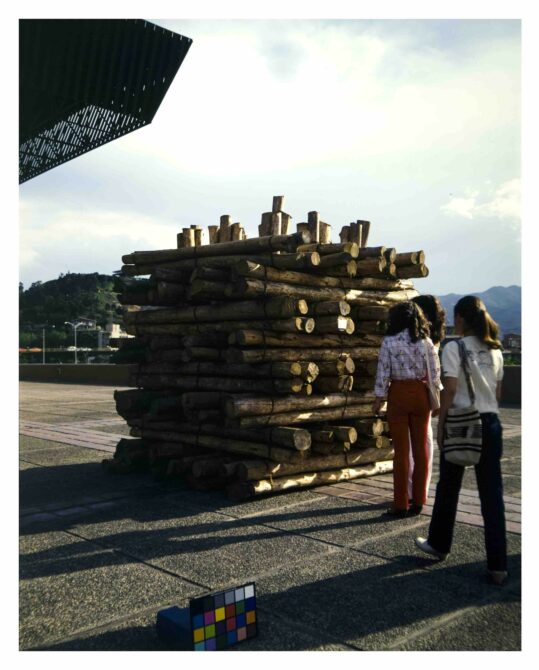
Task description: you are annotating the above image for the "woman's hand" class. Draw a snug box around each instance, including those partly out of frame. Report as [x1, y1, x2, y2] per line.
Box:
[436, 423, 445, 450]
[372, 397, 384, 416]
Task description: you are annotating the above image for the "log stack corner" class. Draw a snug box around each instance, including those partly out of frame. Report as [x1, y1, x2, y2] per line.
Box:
[105, 196, 430, 501]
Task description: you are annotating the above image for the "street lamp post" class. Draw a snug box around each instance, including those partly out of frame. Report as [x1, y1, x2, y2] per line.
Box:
[65, 321, 85, 364]
[41, 325, 54, 364]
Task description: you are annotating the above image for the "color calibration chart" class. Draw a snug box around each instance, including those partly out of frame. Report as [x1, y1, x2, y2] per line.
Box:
[190, 582, 257, 650]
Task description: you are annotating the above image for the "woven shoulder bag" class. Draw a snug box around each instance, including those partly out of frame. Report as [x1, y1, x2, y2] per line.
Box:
[442, 339, 483, 466]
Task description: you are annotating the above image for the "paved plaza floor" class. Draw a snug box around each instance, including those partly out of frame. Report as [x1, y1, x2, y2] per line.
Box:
[19, 382, 522, 651]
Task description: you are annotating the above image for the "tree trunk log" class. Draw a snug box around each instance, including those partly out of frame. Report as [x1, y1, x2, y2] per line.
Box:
[225, 391, 375, 418]
[313, 375, 354, 393]
[308, 300, 351, 316]
[227, 459, 394, 499]
[226, 346, 380, 364]
[394, 251, 425, 266]
[228, 330, 382, 348]
[397, 264, 429, 279]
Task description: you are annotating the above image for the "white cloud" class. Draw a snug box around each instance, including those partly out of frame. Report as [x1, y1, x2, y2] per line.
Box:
[441, 178, 520, 222]
[20, 205, 179, 280]
[113, 20, 519, 176]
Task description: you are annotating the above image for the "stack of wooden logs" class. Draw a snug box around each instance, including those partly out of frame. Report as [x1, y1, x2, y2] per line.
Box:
[107, 196, 429, 500]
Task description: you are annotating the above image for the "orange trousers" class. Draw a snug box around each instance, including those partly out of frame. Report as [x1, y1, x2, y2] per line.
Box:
[387, 380, 431, 510]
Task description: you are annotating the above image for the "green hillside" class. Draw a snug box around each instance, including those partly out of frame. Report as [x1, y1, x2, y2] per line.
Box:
[19, 272, 122, 348]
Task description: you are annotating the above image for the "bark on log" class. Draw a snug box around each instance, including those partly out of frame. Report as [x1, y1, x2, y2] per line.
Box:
[394, 251, 425, 266]
[232, 261, 348, 289]
[228, 276, 418, 305]
[308, 300, 351, 316]
[225, 391, 376, 418]
[310, 425, 358, 443]
[339, 225, 350, 243]
[352, 418, 386, 437]
[142, 430, 307, 463]
[227, 330, 382, 348]
[130, 317, 316, 337]
[397, 264, 429, 279]
[353, 305, 390, 321]
[313, 316, 355, 334]
[125, 297, 309, 324]
[143, 361, 312, 380]
[234, 403, 375, 427]
[122, 232, 309, 265]
[313, 375, 354, 393]
[233, 446, 394, 481]
[226, 346, 380, 364]
[354, 320, 386, 335]
[227, 459, 394, 499]
[134, 373, 309, 395]
[316, 358, 356, 375]
[312, 441, 352, 455]
[295, 242, 358, 256]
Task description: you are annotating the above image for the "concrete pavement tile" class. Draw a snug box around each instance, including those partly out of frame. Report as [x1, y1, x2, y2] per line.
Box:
[230, 493, 430, 549]
[19, 442, 107, 466]
[209, 489, 323, 518]
[64, 497, 335, 589]
[19, 458, 160, 515]
[19, 461, 38, 471]
[394, 599, 521, 650]
[37, 607, 352, 651]
[254, 549, 521, 651]
[357, 521, 521, 582]
[19, 530, 202, 650]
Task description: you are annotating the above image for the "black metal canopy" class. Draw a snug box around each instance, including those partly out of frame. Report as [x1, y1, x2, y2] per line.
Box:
[19, 19, 192, 183]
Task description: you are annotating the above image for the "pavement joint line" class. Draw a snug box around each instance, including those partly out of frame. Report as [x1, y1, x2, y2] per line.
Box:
[47, 525, 213, 591]
[19, 479, 194, 518]
[206, 505, 440, 569]
[222, 495, 325, 521]
[384, 579, 522, 650]
[21, 599, 189, 651]
[254, 603, 362, 651]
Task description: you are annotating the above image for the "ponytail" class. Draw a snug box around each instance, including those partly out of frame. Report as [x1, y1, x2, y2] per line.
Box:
[454, 296, 502, 349]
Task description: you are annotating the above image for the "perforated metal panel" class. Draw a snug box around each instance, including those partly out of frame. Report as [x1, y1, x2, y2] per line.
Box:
[19, 19, 192, 183]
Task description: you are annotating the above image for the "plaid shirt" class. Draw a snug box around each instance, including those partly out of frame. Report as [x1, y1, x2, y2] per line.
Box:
[374, 329, 441, 398]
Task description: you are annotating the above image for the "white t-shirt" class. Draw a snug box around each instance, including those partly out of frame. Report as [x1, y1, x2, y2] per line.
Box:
[441, 336, 504, 414]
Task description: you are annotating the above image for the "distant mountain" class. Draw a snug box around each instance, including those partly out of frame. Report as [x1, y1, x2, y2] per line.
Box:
[438, 285, 521, 335]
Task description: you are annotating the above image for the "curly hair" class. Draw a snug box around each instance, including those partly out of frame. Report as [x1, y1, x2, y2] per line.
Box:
[412, 294, 446, 346]
[385, 301, 430, 343]
[454, 295, 502, 349]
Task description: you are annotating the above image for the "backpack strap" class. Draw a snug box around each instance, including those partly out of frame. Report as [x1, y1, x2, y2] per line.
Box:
[456, 338, 476, 405]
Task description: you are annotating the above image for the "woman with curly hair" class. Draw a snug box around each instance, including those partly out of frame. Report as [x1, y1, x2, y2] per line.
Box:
[407, 294, 447, 504]
[372, 300, 441, 517]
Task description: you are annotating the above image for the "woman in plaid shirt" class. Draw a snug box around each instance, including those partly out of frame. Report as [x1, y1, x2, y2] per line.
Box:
[373, 301, 441, 517]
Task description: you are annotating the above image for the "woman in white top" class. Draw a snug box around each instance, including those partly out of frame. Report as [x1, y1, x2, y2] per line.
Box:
[415, 296, 507, 585]
[407, 295, 447, 504]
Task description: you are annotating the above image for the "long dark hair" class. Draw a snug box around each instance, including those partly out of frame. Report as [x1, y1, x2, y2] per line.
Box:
[454, 295, 502, 349]
[413, 294, 446, 346]
[386, 301, 430, 343]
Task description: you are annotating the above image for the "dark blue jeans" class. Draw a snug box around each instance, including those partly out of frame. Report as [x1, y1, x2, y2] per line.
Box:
[428, 413, 507, 572]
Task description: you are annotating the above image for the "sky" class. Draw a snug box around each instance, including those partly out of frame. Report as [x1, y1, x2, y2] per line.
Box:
[18, 18, 521, 296]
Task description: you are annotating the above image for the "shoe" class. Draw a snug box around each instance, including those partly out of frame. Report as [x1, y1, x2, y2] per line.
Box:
[414, 536, 448, 560]
[385, 507, 408, 518]
[408, 504, 423, 516]
[487, 570, 508, 586]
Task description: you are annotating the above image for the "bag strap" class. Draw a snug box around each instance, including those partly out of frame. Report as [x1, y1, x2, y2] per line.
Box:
[456, 338, 476, 404]
[423, 339, 432, 384]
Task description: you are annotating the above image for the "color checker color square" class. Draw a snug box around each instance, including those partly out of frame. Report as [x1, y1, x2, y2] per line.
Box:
[189, 582, 257, 650]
